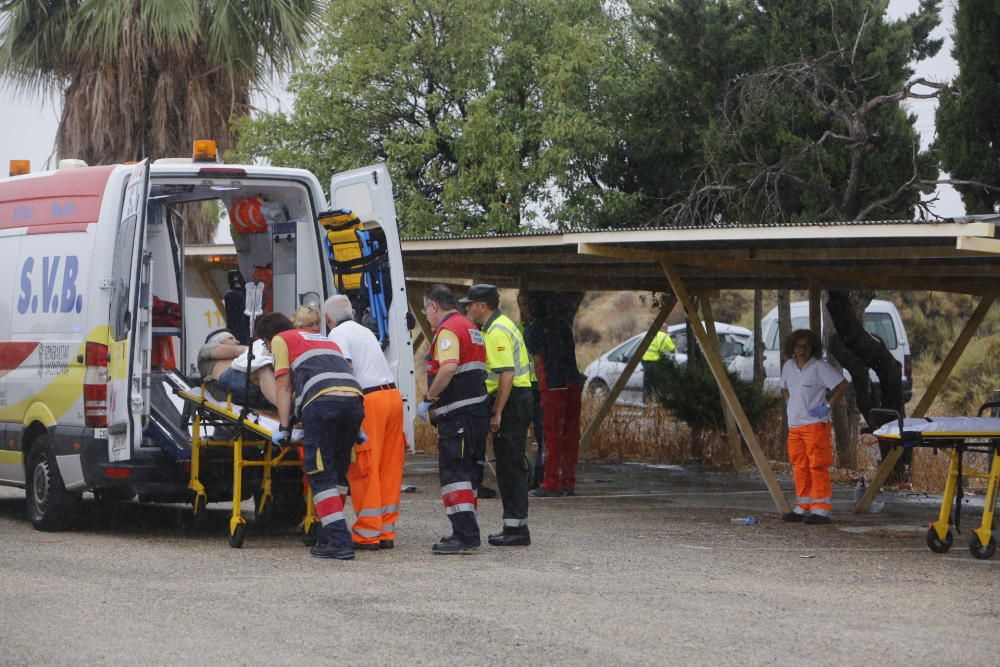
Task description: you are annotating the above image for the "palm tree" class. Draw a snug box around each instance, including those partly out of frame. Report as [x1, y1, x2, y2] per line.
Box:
[0, 0, 319, 167]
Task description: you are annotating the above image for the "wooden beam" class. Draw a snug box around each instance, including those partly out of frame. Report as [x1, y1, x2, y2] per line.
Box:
[957, 236, 1000, 255]
[749, 245, 988, 261]
[855, 292, 998, 512]
[579, 295, 676, 454]
[700, 297, 745, 470]
[660, 260, 791, 514]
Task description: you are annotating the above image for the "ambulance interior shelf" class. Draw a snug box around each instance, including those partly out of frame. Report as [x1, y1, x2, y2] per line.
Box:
[872, 402, 1000, 560]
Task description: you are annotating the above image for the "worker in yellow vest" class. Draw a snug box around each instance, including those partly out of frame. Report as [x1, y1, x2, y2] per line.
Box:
[641, 326, 676, 404]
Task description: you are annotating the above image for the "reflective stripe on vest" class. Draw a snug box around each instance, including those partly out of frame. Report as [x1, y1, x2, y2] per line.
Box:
[429, 394, 489, 419]
[426, 312, 487, 418]
[277, 329, 360, 416]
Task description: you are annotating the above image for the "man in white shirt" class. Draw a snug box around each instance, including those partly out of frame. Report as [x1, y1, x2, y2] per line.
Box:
[780, 329, 849, 524]
[325, 295, 406, 550]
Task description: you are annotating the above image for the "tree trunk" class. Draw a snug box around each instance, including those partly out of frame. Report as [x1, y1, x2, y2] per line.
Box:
[777, 290, 792, 458]
[825, 290, 907, 477]
[686, 301, 703, 462]
[752, 289, 765, 392]
[822, 299, 857, 469]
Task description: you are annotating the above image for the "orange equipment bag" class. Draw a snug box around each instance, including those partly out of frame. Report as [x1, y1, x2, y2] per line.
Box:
[318, 209, 365, 292]
[229, 196, 268, 234]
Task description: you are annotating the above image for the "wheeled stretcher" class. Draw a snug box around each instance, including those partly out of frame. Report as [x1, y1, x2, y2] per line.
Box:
[173, 379, 316, 548]
[872, 402, 1000, 560]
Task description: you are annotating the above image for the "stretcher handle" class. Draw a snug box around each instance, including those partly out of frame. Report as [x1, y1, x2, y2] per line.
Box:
[977, 401, 1000, 418]
[869, 408, 904, 433]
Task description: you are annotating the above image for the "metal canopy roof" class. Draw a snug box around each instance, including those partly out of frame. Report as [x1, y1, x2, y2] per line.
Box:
[401, 216, 1000, 295]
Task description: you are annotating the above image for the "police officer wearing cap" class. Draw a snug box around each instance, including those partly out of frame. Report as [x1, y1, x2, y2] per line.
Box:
[461, 284, 532, 546]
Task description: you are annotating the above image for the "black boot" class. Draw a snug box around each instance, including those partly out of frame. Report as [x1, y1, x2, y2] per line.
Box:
[488, 527, 531, 546]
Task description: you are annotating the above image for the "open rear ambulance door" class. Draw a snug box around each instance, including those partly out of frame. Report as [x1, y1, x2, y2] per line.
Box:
[107, 160, 151, 462]
[329, 164, 416, 449]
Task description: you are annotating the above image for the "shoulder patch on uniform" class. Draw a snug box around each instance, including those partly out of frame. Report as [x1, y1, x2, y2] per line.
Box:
[439, 337, 453, 351]
[469, 330, 485, 345]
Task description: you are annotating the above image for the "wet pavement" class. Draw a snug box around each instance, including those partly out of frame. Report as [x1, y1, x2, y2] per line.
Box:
[1, 457, 998, 665]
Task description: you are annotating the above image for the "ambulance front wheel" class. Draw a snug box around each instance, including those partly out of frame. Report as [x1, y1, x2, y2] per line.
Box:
[26, 434, 82, 532]
[969, 534, 996, 560]
[925, 526, 953, 553]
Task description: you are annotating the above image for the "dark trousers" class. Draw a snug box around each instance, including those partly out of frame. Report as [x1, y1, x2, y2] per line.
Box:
[301, 395, 365, 550]
[437, 408, 489, 545]
[493, 387, 532, 531]
[530, 384, 545, 488]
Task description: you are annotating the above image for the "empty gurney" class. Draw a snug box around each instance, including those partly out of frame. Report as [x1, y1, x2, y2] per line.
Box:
[873, 402, 1000, 560]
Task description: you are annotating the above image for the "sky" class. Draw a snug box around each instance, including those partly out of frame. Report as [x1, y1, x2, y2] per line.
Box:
[0, 0, 965, 218]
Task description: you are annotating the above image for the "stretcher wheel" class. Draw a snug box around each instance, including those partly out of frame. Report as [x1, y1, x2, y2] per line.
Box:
[303, 523, 317, 547]
[192, 494, 209, 527]
[968, 534, 996, 560]
[229, 523, 247, 549]
[925, 527, 953, 553]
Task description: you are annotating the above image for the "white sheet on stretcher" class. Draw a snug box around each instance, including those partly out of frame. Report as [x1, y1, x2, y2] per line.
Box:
[874, 417, 1000, 438]
[165, 378, 302, 440]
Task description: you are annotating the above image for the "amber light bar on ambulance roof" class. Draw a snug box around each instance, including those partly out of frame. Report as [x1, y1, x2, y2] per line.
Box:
[9, 159, 30, 176]
[192, 139, 218, 162]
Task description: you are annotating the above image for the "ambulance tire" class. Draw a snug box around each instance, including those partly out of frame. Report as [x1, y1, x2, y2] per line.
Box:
[26, 434, 82, 532]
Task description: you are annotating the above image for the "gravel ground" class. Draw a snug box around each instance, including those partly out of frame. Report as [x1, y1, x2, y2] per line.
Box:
[1, 457, 998, 666]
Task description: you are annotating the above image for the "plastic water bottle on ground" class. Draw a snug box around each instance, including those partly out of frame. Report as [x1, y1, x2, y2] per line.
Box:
[730, 516, 758, 526]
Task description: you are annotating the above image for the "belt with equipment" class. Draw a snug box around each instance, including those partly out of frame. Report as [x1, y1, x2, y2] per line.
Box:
[363, 383, 397, 394]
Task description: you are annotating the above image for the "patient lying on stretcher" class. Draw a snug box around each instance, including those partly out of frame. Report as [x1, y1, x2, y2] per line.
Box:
[197, 329, 278, 410]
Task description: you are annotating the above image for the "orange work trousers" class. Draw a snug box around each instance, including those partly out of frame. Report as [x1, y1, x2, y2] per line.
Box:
[347, 388, 405, 545]
[787, 422, 833, 517]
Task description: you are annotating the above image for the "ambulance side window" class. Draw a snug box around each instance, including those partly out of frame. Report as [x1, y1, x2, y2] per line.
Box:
[110, 216, 137, 340]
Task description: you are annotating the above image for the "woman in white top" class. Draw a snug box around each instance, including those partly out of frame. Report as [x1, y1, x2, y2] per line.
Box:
[779, 329, 849, 524]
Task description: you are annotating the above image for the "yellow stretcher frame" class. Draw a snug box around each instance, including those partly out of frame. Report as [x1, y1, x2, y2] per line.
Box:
[176, 386, 316, 548]
[874, 402, 1000, 560]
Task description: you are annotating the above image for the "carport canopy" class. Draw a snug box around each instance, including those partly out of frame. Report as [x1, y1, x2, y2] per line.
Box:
[402, 216, 1000, 515]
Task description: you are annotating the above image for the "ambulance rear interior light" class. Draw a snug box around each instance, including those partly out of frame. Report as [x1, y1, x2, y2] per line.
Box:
[103, 467, 132, 480]
[8, 159, 30, 176]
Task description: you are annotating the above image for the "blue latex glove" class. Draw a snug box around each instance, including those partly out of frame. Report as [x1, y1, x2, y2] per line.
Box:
[417, 400, 431, 421]
[271, 429, 289, 446]
[356, 428, 367, 445]
[809, 402, 831, 419]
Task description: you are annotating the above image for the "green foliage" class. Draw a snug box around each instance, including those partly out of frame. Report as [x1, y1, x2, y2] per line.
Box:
[933, 0, 1000, 213]
[647, 357, 780, 431]
[0, 0, 319, 168]
[663, 0, 941, 224]
[233, 0, 630, 236]
[940, 334, 1000, 416]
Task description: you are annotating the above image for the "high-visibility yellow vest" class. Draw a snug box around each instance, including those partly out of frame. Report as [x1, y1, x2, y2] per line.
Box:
[642, 330, 676, 362]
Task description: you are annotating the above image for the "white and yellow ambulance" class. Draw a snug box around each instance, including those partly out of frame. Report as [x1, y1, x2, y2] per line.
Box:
[0, 146, 415, 531]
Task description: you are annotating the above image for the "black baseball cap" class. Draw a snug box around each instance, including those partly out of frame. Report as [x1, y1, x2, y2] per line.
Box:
[458, 284, 499, 304]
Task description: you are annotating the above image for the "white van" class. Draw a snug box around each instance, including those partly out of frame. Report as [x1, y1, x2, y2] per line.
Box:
[731, 299, 912, 401]
[0, 150, 414, 530]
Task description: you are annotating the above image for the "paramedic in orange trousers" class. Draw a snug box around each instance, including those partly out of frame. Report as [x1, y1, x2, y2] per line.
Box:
[418, 284, 490, 554]
[780, 329, 849, 524]
[258, 312, 365, 560]
[325, 295, 406, 551]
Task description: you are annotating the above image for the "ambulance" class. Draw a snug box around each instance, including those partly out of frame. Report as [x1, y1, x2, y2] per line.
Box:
[0, 146, 415, 531]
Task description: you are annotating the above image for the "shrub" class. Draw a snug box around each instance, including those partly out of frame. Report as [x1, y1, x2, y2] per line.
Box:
[647, 357, 781, 432]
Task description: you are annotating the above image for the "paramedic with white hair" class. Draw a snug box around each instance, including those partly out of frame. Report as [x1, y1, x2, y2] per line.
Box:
[325, 295, 406, 550]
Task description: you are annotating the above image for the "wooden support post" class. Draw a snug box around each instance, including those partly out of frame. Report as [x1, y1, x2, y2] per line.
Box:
[700, 297, 745, 470]
[579, 295, 677, 455]
[406, 288, 434, 343]
[661, 260, 791, 514]
[413, 331, 426, 353]
[808, 283, 822, 334]
[855, 293, 997, 512]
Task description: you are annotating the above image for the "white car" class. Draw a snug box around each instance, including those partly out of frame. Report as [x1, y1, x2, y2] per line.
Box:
[730, 299, 913, 402]
[583, 322, 752, 407]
